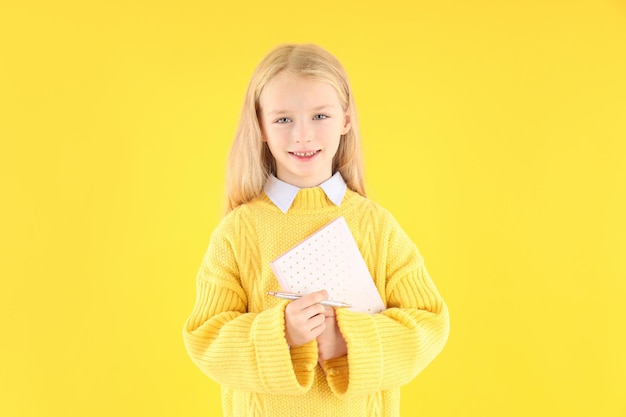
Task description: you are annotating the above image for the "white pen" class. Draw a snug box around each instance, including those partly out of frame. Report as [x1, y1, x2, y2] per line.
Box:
[267, 291, 352, 308]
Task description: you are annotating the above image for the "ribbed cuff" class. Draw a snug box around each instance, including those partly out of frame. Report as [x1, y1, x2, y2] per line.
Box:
[253, 303, 317, 394]
[327, 309, 383, 396]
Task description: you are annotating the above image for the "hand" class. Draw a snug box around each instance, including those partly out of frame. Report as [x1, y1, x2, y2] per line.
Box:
[284, 290, 329, 347]
[316, 313, 347, 361]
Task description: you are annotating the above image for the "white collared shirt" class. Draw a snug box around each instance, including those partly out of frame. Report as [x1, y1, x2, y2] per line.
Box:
[263, 172, 347, 213]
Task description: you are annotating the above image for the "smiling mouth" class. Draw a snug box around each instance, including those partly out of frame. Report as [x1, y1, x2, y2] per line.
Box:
[290, 150, 320, 157]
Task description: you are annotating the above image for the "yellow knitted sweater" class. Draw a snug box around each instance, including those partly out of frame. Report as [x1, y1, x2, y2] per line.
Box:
[183, 187, 449, 417]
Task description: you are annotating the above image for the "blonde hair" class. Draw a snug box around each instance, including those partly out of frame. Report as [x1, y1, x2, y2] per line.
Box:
[225, 43, 366, 212]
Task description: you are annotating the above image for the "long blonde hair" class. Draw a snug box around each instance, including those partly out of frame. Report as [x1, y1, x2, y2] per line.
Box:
[225, 43, 366, 212]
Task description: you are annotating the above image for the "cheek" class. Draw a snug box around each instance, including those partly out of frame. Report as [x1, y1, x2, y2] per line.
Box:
[264, 127, 291, 147]
[261, 120, 277, 139]
[322, 122, 346, 140]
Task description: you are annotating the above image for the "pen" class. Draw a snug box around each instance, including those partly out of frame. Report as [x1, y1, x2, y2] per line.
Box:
[267, 291, 352, 308]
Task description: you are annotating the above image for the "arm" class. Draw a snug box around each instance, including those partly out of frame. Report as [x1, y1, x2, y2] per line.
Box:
[182, 220, 319, 394]
[321, 216, 450, 396]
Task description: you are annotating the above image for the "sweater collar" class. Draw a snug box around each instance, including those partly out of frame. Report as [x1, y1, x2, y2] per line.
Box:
[263, 172, 347, 213]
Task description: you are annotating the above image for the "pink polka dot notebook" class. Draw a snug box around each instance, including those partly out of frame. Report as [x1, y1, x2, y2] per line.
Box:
[270, 216, 385, 314]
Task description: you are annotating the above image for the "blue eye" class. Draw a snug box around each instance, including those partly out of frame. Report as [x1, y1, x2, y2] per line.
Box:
[313, 114, 328, 120]
[275, 117, 291, 124]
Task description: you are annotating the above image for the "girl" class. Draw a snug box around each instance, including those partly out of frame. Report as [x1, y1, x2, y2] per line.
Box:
[183, 43, 449, 417]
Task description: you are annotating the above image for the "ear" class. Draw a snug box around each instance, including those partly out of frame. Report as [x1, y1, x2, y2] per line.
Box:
[341, 113, 352, 135]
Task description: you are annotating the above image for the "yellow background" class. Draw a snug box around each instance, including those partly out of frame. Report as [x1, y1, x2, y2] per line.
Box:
[1, 0, 625, 416]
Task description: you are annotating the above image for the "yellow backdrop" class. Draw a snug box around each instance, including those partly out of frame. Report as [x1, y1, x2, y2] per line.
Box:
[1, 1, 625, 416]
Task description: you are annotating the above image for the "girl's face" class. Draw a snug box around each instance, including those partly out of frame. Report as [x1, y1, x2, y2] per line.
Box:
[259, 73, 351, 188]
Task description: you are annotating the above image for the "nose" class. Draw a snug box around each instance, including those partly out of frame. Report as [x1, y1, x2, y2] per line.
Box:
[293, 120, 312, 143]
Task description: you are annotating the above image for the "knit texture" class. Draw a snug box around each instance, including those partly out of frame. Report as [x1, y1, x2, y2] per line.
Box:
[183, 187, 450, 417]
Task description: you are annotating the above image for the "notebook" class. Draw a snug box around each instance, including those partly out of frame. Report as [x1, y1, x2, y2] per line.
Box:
[270, 216, 385, 314]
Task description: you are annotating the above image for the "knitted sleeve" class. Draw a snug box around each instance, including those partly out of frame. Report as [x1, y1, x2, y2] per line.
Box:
[182, 215, 318, 394]
[322, 213, 450, 396]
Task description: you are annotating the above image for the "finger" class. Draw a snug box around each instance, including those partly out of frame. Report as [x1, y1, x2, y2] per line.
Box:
[285, 294, 322, 315]
[323, 306, 335, 317]
[309, 318, 327, 338]
[285, 303, 325, 329]
[307, 311, 327, 329]
[301, 303, 326, 320]
[293, 290, 329, 309]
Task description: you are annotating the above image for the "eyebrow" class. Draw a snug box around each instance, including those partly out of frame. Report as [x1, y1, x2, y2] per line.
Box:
[266, 105, 335, 116]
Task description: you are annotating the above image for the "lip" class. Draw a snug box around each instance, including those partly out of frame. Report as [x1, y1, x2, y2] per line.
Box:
[289, 150, 321, 159]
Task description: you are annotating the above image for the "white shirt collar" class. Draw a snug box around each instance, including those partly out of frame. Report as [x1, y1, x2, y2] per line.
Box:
[264, 172, 347, 213]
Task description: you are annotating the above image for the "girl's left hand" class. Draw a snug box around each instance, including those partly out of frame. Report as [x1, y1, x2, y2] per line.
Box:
[316, 310, 347, 361]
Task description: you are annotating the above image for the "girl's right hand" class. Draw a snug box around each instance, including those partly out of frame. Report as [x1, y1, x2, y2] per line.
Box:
[284, 290, 329, 347]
